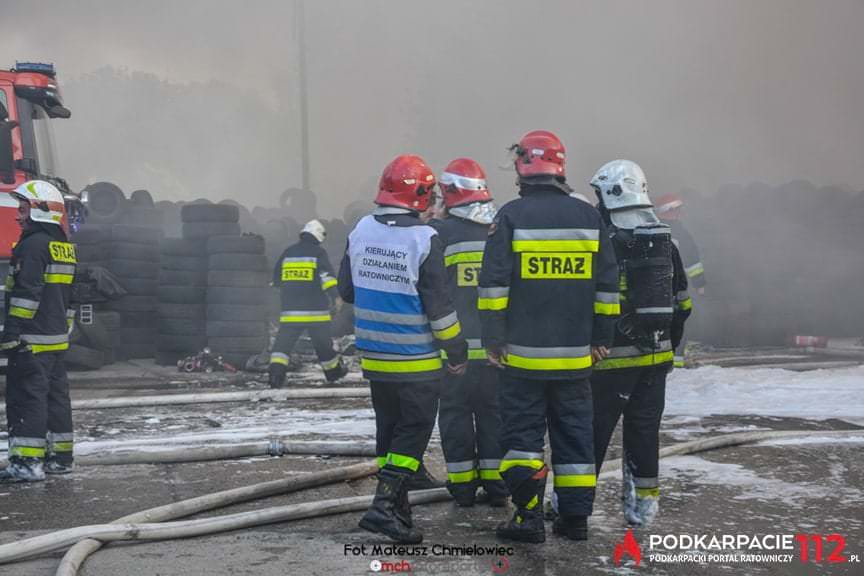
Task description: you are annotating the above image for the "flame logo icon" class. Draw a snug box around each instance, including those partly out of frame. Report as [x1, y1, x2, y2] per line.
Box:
[614, 528, 642, 567]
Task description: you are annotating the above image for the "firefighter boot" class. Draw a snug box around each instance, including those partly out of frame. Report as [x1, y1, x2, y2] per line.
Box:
[478, 480, 509, 508]
[496, 467, 547, 544]
[359, 468, 423, 543]
[44, 459, 75, 475]
[553, 515, 589, 541]
[324, 356, 348, 383]
[406, 462, 444, 491]
[268, 363, 288, 389]
[0, 458, 46, 483]
[395, 482, 413, 528]
[448, 480, 478, 507]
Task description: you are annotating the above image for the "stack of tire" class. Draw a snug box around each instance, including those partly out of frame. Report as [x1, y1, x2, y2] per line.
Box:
[154, 238, 208, 365]
[206, 234, 271, 368]
[72, 227, 111, 269]
[106, 225, 161, 359]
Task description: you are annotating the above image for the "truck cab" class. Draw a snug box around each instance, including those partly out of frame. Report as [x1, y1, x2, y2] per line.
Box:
[0, 62, 74, 368]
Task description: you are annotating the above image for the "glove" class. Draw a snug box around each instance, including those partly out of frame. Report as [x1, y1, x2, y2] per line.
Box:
[0, 334, 29, 355]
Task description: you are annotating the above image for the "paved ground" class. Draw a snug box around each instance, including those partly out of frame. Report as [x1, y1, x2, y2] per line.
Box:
[1, 357, 863, 575]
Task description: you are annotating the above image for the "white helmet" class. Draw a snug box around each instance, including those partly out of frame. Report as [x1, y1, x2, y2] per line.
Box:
[301, 219, 326, 242]
[590, 160, 658, 229]
[12, 180, 66, 227]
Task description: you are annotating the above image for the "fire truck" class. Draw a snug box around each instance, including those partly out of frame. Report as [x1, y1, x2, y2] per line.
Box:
[0, 62, 77, 368]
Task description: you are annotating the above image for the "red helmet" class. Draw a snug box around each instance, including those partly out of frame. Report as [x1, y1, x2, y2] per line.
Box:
[438, 158, 492, 208]
[375, 154, 437, 212]
[513, 130, 566, 178]
[655, 193, 683, 220]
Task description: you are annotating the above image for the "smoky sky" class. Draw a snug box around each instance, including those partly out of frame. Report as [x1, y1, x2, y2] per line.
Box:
[2, 0, 863, 215]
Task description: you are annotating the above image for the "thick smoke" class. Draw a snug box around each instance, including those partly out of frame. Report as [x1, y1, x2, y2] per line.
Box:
[2, 0, 862, 343]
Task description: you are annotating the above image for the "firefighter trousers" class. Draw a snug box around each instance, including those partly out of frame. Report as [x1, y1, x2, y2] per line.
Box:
[591, 365, 667, 497]
[4, 350, 74, 464]
[439, 363, 506, 499]
[269, 323, 341, 378]
[370, 379, 440, 476]
[499, 373, 595, 517]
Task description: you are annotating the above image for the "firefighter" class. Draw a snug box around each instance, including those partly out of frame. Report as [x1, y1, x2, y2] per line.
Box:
[431, 158, 507, 507]
[590, 160, 691, 527]
[338, 154, 468, 543]
[1, 181, 77, 482]
[479, 131, 620, 543]
[655, 192, 705, 367]
[268, 219, 347, 387]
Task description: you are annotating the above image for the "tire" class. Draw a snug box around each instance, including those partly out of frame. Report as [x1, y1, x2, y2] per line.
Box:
[207, 270, 270, 288]
[159, 317, 206, 336]
[111, 225, 160, 245]
[84, 182, 126, 221]
[65, 345, 105, 371]
[207, 234, 265, 255]
[157, 303, 205, 321]
[207, 336, 269, 353]
[110, 242, 160, 262]
[107, 260, 160, 279]
[182, 222, 241, 240]
[206, 286, 270, 305]
[155, 349, 185, 366]
[155, 333, 206, 352]
[124, 207, 162, 228]
[157, 285, 206, 304]
[206, 304, 271, 322]
[159, 255, 207, 272]
[105, 295, 156, 313]
[95, 310, 122, 331]
[208, 254, 269, 272]
[130, 189, 154, 207]
[73, 227, 109, 245]
[159, 269, 205, 286]
[75, 319, 114, 351]
[119, 311, 159, 330]
[160, 238, 206, 257]
[206, 321, 268, 338]
[118, 278, 158, 296]
[181, 203, 240, 223]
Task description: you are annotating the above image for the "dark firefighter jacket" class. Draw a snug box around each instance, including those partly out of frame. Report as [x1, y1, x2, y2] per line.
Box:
[478, 183, 620, 380]
[273, 234, 339, 324]
[2, 224, 76, 353]
[594, 230, 691, 371]
[430, 215, 489, 362]
[667, 219, 706, 289]
[338, 208, 468, 382]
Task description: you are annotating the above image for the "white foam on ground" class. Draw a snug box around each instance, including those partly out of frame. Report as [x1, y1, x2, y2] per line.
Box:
[666, 365, 864, 419]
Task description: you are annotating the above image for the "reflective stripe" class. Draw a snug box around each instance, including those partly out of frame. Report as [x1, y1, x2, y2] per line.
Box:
[500, 459, 545, 473]
[506, 353, 592, 371]
[686, 262, 705, 277]
[445, 251, 484, 266]
[354, 308, 428, 326]
[362, 350, 441, 361]
[677, 297, 693, 311]
[44, 264, 75, 284]
[10, 297, 39, 310]
[66, 309, 76, 318]
[525, 495, 539, 510]
[478, 459, 501, 470]
[429, 311, 458, 331]
[479, 469, 502, 481]
[636, 487, 660, 498]
[444, 348, 487, 361]
[478, 286, 509, 299]
[9, 306, 36, 319]
[595, 291, 620, 304]
[508, 344, 591, 357]
[48, 432, 74, 442]
[439, 171, 487, 192]
[282, 256, 317, 264]
[634, 476, 658, 488]
[43, 273, 74, 284]
[270, 352, 290, 366]
[10, 446, 46, 458]
[321, 355, 342, 371]
[503, 450, 543, 461]
[594, 301, 621, 315]
[46, 264, 75, 275]
[320, 274, 338, 290]
[554, 474, 597, 488]
[376, 456, 387, 468]
[32, 342, 69, 354]
[355, 328, 434, 345]
[635, 307, 674, 314]
[595, 350, 674, 370]
[448, 469, 478, 483]
[478, 296, 508, 311]
[605, 340, 672, 358]
[280, 310, 331, 323]
[9, 436, 48, 458]
[21, 333, 68, 344]
[432, 321, 461, 341]
[10, 437, 46, 448]
[444, 241, 487, 257]
[51, 442, 74, 453]
[385, 452, 421, 472]
[675, 290, 690, 302]
[447, 460, 476, 473]
[361, 357, 443, 374]
[512, 228, 600, 253]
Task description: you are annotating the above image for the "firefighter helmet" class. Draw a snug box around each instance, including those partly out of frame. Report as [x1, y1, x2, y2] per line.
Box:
[439, 158, 492, 208]
[654, 193, 683, 220]
[590, 160, 658, 229]
[375, 155, 437, 212]
[301, 219, 326, 242]
[512, 130, 566, 178]
[12, 180, 66, 227]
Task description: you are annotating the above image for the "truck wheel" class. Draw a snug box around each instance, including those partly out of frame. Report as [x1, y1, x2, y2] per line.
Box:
[181, 204, 240, 223]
